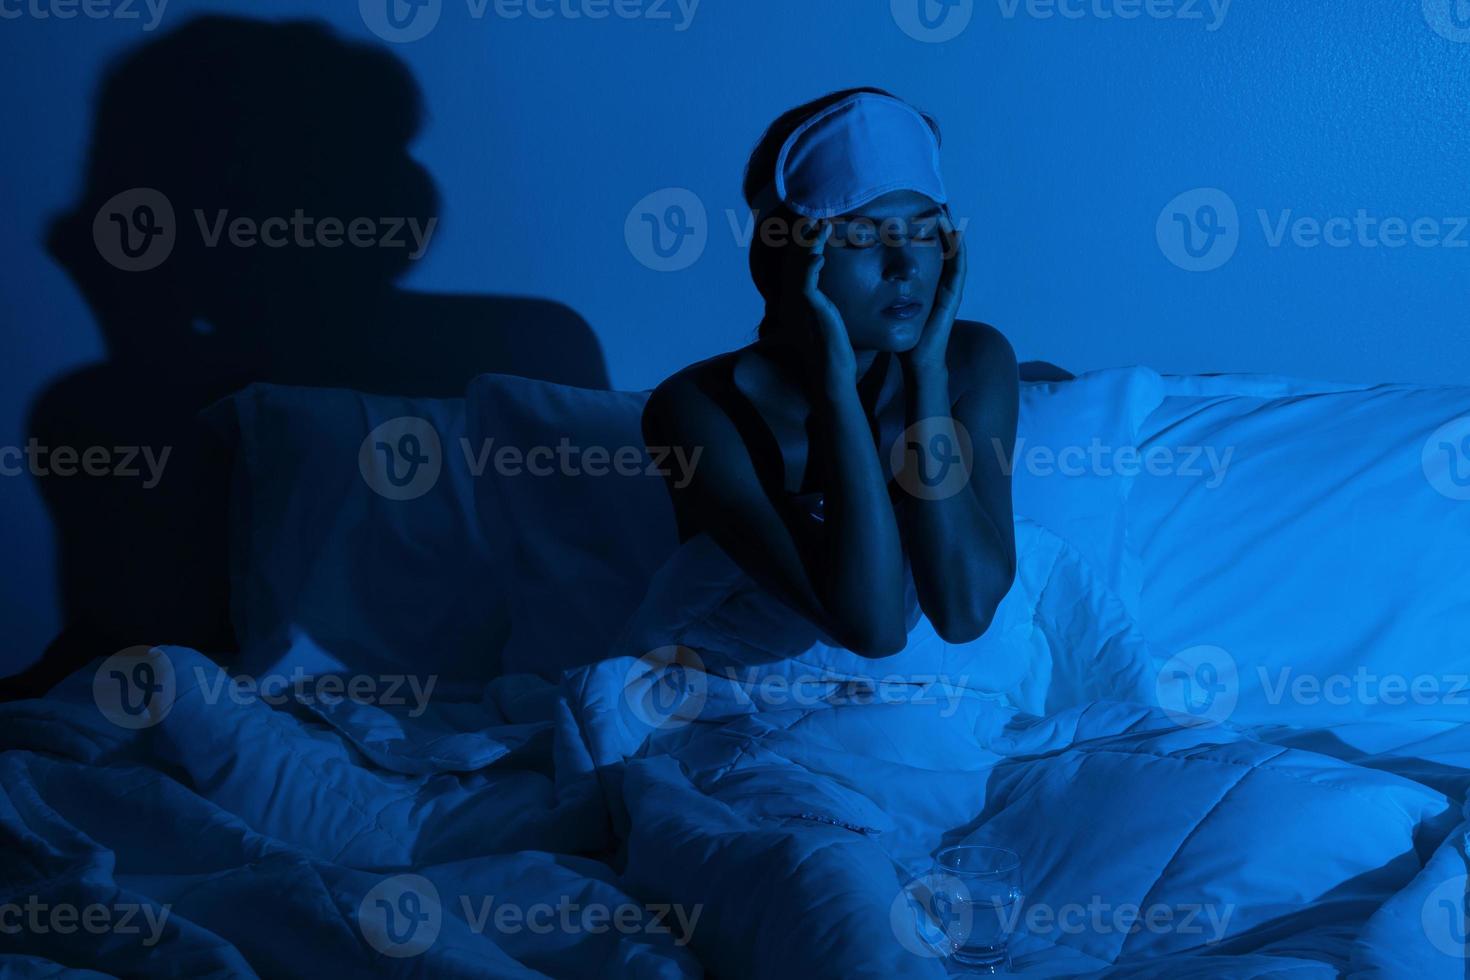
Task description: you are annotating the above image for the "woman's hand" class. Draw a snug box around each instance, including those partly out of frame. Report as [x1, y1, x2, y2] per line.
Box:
[903, 214, 966, 378]
[778, 220, 857, 388]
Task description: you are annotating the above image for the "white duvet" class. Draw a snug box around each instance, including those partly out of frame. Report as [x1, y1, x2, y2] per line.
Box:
[0, 517, 1465, 977]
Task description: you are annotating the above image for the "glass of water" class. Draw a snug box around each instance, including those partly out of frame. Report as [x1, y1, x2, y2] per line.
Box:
[930, 844, 1023, 974]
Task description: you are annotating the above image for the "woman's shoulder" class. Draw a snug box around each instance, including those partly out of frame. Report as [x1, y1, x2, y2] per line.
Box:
[946, 320, 1018, 397]
[645, 345, 799, 435]
[650, 348, 736, 395]
[643, 347, 753, 445]
[647, 349, 733, 411]
[948, 320, 1016, 370]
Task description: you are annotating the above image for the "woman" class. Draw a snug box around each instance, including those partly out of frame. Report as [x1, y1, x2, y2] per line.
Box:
[643, 88, 1018, 659]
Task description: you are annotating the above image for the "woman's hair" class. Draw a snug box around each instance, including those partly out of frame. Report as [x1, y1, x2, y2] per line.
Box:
[743, 88, 942, 341]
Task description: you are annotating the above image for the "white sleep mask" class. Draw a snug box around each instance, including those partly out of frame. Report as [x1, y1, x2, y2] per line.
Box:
[753, 92, 948, 220]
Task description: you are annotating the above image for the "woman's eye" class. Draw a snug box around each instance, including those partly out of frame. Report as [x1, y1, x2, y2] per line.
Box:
[911, 221, 940, 242]
[846, 221, 878, 247]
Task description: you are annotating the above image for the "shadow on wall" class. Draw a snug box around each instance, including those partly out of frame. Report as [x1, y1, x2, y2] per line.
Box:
[6, 15, 608, 698]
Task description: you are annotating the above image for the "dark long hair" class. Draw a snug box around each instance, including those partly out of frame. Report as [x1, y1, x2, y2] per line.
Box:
[743, 88, 942, 342]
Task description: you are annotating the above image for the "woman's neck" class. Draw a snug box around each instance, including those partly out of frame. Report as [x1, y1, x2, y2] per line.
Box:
[754, 334, 887, 388]
[852, 348, 881, 380]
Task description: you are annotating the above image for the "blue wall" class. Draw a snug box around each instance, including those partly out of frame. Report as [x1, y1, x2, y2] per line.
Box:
[3, 0, 1469, 674]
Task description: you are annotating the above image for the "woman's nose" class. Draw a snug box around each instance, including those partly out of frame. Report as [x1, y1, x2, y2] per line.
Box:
[882, 243, 919, 282]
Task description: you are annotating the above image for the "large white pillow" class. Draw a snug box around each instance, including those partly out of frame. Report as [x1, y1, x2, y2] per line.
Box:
[465, 375, 681, 679]
[221, 385, 507, 685]
[1012, 366, 1166, 617]
[1129, 374, 1470, 726]
[467, 367, 1166, 682]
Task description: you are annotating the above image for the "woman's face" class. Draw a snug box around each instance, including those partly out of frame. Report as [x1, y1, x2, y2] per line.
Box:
[813, 190, 948, 353]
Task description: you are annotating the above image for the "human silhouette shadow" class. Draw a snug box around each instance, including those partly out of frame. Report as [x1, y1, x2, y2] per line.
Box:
[6, 15, 608, 699]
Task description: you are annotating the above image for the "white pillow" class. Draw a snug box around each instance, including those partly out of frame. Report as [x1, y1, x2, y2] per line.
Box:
[1128, 375, 1470, 726]
[222, 385, 507, 685]
[1012, 366, 1166, 617]
[465, 375, 681, 679]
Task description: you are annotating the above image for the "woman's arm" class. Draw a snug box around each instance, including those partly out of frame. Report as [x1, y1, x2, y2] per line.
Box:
[643, 225, 908, 657]
[895, 220, 1018, 643]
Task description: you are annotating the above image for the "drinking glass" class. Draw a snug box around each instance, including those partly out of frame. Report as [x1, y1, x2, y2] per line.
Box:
[927, 844, 1023, 975]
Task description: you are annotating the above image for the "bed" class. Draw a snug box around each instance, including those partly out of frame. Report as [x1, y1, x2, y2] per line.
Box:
[1, 366, 1465, 978]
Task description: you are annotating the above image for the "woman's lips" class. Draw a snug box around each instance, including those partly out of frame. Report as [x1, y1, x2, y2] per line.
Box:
[882, 301, 924, 319]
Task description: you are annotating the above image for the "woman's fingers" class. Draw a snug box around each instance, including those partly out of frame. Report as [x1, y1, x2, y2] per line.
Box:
[802, 220, 832, 290]
[801, 222, 839, 318]
[808, 218, 833, 255]
[771, 217, 853, 379]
